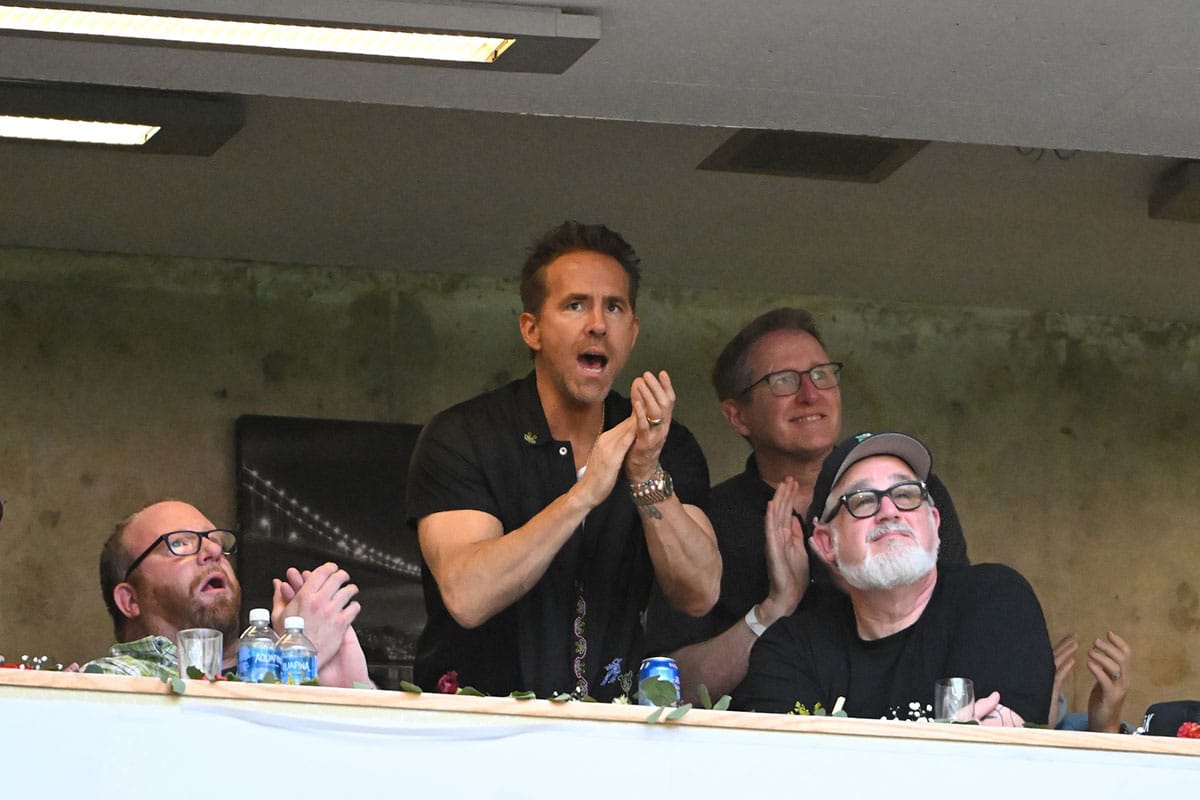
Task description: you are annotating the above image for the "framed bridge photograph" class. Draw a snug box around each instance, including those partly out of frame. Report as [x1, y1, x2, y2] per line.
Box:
[234, 414, 424, 689]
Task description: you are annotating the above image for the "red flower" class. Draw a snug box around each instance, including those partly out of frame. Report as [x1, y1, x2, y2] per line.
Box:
[1177, 722, 1200, 738]
[437, 670, 459, 694]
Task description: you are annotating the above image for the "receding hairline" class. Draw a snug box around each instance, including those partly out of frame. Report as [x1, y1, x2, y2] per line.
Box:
[712, 307, 828, 402]
[109, 499, 199, 569]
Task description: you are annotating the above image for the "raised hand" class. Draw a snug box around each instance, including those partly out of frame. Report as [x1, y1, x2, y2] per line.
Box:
[759, 476, 809, 624]
[625, 370, 675, 483]
[1048, 633, 1078, 727]
[574, 415, 637, 508]
[271, 562, 361, 670]
[1085, 631, 1131, 733]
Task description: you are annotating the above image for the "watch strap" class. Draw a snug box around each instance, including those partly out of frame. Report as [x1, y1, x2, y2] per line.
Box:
[630, 465, 674, 507]
[745, 605, 767, 637]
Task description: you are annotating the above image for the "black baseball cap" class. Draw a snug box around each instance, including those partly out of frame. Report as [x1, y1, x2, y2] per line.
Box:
[807, 432, 933, 525]
[1142, 700, 1200, 736]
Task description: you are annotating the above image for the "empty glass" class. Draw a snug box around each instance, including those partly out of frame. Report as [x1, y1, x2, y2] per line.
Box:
[177, 628, 223, 679]
[934, 677, 975, 722]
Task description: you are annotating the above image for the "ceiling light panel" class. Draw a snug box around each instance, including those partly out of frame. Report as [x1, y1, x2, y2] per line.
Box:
[0, 114, 160, 145]
[0, 81, 243, 154]
[0, 1, 601, 72]
[0, 5, 514, 62]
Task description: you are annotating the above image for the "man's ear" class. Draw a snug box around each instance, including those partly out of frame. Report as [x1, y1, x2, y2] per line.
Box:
[810, 521, 838, 568]
[721, 398, 752, 438]
[112, 582, 140, 622]
[518, 311, 541, 353]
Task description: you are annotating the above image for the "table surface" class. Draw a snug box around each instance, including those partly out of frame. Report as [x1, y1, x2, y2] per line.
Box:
[2, 669, 1196, 797]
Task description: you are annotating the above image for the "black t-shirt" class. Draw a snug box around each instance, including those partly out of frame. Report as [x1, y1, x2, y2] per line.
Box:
[732, 563, 1054, 723]
[406, 372, 710, 700]
[644, 454, 969, 655]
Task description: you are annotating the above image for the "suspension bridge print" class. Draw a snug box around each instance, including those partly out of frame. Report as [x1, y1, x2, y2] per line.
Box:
[240, 465, 421, 580]
[235, 415, 425, 688]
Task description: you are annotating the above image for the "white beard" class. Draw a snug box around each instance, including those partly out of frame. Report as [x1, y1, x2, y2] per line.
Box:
[834, 521, 938, 591]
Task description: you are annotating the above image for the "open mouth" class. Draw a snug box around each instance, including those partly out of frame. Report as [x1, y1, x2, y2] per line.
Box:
[199, 574, 227, 593]
[578, 352, 608, 373]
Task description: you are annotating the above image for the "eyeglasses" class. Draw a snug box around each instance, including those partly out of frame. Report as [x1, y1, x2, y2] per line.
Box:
[737, 362, 844, 398]
[823, 480, 929, 523]
[123, 529, 238, 581]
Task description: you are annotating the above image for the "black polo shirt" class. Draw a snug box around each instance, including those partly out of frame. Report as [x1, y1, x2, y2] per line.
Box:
[644, 453, 969, 655]
[407, 372, 710, 699]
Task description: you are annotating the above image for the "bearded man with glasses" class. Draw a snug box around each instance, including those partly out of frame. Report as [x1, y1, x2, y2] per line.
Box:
[645, 307, 970, 704]
[83, 499, 370, 688]
[733, 432, 1052, 723]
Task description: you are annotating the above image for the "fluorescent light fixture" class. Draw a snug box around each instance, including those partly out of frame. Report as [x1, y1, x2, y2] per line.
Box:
[0, 2, 601, 72]
[0, 81, 243, 154]
[0, 5, 514, 63]
[0, 113, 160, 145]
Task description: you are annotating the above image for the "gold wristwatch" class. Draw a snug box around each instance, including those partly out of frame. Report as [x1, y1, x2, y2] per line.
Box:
[630, 465, 674, 507]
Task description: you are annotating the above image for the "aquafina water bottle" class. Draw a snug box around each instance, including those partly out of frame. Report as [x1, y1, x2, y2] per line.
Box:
[236, 607, 280, 683]
[277, 616, 318, 685]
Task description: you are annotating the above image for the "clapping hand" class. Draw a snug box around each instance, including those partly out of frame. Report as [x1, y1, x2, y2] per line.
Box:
[272, 562, 368, 686]
[760, 476, 810, 623]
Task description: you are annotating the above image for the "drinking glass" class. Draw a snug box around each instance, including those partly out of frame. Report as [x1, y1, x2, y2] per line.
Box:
[177, 628, 223, 679]
[934, 677, 975, 722]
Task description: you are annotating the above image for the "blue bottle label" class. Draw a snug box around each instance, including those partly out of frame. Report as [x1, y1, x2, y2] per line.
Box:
[279, 650, 318, 684]
[237, 643, 281, 683]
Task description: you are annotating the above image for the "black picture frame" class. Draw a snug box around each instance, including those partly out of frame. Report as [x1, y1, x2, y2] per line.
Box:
[234, 414, 424, 689]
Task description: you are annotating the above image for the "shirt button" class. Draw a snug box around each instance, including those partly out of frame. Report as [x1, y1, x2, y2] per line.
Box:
[558, 446, 568, 456]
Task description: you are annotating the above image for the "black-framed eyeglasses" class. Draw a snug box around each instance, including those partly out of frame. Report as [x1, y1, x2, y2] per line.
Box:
[823, 480, 929, 523]
[737, 362, 844, 398]
[123, 529, 238, 581]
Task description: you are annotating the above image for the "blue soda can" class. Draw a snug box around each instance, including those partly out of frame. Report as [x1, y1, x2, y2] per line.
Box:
[638, 656, 681, 706]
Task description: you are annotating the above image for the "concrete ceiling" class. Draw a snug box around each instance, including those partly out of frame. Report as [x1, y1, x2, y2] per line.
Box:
[1, 0, 1199, 322]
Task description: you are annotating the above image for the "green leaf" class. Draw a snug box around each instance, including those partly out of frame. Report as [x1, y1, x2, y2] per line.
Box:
[645, 706, 665, 723]
[300, 678, 321, 686]
[698, 684, 713, 710]
[665, 703, 692, 720]
[509, 690, 537, 700]
[713, 695, 732, 712]
[399, 680, 423, 694]
[549, 693, 573, 703]
[185, 666, 205, 679]
[638, 676, 679, 708]
[352, 681, 374, 690]
[457, 686, 486, 697]
[168, 676, 187, 695]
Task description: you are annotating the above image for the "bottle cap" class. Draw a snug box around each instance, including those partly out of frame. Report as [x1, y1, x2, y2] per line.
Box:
[248, 608, 270, 624]
[284, 616, 305, 630]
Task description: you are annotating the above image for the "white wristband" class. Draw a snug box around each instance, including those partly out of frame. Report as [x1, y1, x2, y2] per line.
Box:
[745, 605, 767, 637]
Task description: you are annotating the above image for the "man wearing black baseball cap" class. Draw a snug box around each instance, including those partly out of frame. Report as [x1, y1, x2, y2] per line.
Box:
[733, 431, 1054, 724]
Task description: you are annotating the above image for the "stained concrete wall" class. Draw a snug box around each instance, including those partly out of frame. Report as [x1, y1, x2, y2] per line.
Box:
[2, 245, 1197, 720]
